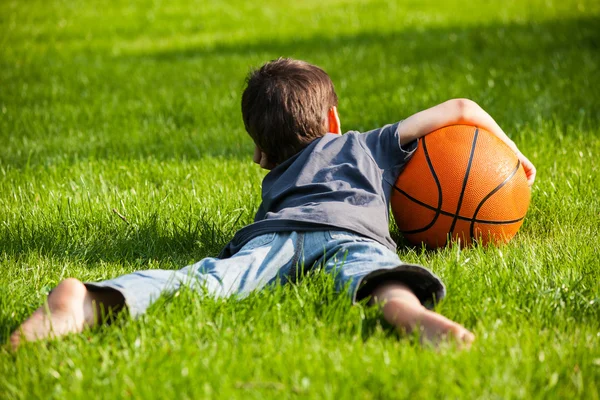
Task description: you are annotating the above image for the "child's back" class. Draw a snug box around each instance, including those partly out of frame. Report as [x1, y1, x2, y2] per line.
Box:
[222, 124, 414, 257]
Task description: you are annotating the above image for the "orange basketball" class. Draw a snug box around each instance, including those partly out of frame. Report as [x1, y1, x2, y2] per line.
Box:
[391, 125, 530, 248]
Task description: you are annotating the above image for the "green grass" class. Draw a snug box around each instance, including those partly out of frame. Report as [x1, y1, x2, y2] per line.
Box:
[1, 0, 600, 398]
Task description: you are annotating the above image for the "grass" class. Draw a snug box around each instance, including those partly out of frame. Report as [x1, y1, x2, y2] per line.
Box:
[1, 0, 599, 398]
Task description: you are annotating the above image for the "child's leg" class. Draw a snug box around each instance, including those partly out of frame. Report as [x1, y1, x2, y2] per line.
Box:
[11, 231, 302, 350]
[370, 282, 474, 347]
[313, 230, 474, 347]
[10, 278, 124, 350]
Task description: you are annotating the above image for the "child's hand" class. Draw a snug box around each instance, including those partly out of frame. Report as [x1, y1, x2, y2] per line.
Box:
[398, 99, 537, 186]
[515, 150, 536, 186]
[253, 146, 276, 170]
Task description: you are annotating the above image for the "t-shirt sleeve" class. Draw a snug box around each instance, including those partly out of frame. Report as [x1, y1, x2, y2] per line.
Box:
[357, 121, 418, 171]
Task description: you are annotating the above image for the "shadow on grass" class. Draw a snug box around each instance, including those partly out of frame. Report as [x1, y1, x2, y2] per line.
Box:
[0, 212, 234, 268]
[134, 16, 598, 63]
[0, 213, 235, 342]
[3, 16, 598, 169]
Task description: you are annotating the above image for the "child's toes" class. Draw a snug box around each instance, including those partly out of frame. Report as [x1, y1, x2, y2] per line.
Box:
[10, 331, 22, 351]
[451, 326, 475, 348]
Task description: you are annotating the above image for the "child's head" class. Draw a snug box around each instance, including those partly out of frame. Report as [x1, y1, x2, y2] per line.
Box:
[241, 58, 338, 165]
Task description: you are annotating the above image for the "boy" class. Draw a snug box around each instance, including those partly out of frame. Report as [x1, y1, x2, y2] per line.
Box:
[10, 58, 535, 350]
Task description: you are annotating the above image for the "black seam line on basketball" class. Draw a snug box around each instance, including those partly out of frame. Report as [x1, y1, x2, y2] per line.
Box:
[425, 136, 444, 232]
[401, 217, 525, 233]
[469, 159, 522, 238]
[400, 217, 524, 233]
[392, 185, 525, 232]
[391, 137, 442, 235]
[448, 127, 479, 236]
[396, 136, 444, 235]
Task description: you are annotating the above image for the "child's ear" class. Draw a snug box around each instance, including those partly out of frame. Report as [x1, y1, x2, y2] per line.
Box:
[253, 145, 276, 170]
[328, 106, 342, 135]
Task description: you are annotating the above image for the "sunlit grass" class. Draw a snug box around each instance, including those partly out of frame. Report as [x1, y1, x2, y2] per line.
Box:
[1, 0, 599, 398]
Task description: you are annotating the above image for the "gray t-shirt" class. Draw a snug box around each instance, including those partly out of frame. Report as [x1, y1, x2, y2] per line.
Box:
[219, 121, 417, 258]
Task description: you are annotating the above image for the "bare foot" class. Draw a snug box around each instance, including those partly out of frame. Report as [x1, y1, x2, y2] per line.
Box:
[381, 297, 475, 348]
[10, 278, 97, 350]
[412, 307, 475, 348]
[372, 283, 475, 349]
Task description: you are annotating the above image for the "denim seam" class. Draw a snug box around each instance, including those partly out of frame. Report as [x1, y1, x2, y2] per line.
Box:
[289, 232, 305, 283]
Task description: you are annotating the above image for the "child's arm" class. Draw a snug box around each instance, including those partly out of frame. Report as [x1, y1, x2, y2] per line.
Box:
[398, 99, 536, 186]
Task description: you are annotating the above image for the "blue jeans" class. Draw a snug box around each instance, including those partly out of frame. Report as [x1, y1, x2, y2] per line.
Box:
[86, 230, 445, 317]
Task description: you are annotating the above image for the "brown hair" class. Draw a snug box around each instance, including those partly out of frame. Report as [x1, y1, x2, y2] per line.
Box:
[241, 58, 338, 165]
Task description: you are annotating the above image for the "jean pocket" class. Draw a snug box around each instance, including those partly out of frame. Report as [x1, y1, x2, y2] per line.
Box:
[242, 233, 277, 250]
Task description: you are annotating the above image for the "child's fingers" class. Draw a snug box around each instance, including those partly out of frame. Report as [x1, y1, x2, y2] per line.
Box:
[527, 166, 536, 186]
[521, 156, 536, 186]
[514, 150, 535, 186]
[525, 162, 536, 186]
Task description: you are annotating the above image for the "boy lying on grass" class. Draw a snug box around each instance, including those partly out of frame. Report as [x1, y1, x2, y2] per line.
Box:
[10, 58, 536, 350]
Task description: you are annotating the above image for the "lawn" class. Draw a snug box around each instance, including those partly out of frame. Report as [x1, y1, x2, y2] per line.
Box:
[1, 0, 599, 398]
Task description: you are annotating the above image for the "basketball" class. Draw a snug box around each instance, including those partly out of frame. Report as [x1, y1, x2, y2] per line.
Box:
[391, 124, 531, 248]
